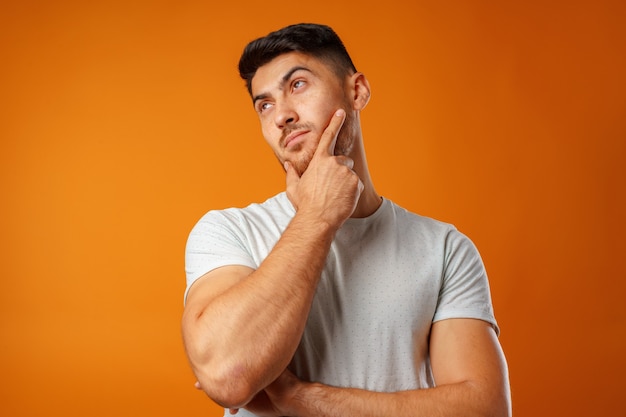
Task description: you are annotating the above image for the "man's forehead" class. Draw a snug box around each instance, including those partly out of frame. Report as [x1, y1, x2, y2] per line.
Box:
[250, 52, 324, 95]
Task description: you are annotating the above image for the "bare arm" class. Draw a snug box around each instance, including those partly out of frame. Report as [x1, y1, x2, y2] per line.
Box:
[257, 319, 511, 417]
[181, 109, 363, 409]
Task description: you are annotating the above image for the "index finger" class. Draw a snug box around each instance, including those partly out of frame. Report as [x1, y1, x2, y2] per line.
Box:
[316, 109, 346, 156]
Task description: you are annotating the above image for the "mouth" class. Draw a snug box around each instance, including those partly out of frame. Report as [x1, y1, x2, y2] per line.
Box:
[283, 130, 310, 149]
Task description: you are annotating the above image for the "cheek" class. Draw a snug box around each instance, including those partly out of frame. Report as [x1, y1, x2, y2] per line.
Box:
[301, 92, 336, 120]
[260, 120, 278, 145]
[335, 114, 357, 155]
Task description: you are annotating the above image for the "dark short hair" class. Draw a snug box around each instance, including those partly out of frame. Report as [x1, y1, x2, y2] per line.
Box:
[238, 23, 357, 95]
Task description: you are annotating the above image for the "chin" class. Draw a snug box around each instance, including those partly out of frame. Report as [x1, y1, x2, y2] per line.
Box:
[292, 151, 315, 176]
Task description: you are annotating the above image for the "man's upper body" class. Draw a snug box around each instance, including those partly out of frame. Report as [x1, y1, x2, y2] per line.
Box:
[182, 23, 511, 417]
[185, 192, 504, 417]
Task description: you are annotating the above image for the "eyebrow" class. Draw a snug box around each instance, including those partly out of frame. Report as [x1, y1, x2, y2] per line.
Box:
[252, 66, 313, 106]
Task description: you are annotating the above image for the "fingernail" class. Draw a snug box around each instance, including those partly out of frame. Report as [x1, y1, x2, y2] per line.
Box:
[335, 109, 345, 116]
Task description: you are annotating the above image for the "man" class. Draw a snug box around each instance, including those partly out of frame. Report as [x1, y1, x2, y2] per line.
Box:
[182, 23, 511, 417]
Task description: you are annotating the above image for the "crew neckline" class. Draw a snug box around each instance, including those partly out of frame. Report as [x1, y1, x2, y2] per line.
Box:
[277, 192, 388, 225]
[343, 196, 388, 225]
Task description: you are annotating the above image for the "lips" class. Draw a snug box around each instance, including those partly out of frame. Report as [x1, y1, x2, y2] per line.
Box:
[283, 130, 309, 149]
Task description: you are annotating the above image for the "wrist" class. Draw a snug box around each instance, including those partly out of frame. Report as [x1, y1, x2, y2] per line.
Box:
[288, 380, 327, 417]
[291, 208, 341, 238]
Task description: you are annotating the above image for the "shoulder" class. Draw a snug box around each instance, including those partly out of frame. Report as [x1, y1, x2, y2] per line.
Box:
[383, 198, 458, 237]
[184, 193, 293, 294]
[381, 199, 483, 260]
[190, 192, 293, 233]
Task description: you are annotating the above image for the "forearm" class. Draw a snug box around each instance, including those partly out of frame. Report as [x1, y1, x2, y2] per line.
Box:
[184, 211, 337, 407]
[286, 380, 510, 417]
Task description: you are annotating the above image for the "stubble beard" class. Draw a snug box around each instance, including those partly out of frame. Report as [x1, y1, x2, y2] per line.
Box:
[287, 111, 356, 176]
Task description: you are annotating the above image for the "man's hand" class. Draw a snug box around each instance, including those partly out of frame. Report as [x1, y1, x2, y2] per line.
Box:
[285, 109, 364, 229]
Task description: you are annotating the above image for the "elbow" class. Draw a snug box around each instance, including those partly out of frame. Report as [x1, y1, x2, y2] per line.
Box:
[194, 361, 258, 409]
[181, 307, 260, 408]
[182, 331, 256, 407]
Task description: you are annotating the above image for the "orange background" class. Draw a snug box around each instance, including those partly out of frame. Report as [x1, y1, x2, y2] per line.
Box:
[1, 1, 624, 416]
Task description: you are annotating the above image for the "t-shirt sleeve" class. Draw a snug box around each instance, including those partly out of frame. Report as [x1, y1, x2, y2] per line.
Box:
[432, 228, 499, 335]
[184, 210, 257, 302]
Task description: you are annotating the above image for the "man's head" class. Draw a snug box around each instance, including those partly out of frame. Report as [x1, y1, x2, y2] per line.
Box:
[238, 23, 370, 176]
[239, 23, 357, 96]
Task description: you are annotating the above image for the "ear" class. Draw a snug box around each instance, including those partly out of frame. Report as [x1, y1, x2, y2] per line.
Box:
[349, 72, 371, 111]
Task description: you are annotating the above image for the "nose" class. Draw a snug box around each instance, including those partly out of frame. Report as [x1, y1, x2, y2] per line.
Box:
[273, 101, 298, 128]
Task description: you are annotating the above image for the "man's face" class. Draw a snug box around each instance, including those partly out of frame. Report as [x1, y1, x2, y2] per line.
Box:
[250, 52, 357, 175]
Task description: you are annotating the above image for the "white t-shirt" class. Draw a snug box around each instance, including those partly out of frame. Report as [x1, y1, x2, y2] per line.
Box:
[185, 193, 498, 416]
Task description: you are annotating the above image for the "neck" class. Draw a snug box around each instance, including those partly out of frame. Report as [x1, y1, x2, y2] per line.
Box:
[352, 185, 382, 218]
[350, 135, 381, 218]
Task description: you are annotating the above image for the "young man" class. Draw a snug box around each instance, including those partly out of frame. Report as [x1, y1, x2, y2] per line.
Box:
[182, 23, 511, 417]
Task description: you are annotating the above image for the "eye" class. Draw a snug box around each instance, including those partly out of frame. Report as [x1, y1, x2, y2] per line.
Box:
[258, 101, 273, 113]
[292, 79, 306, 90]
